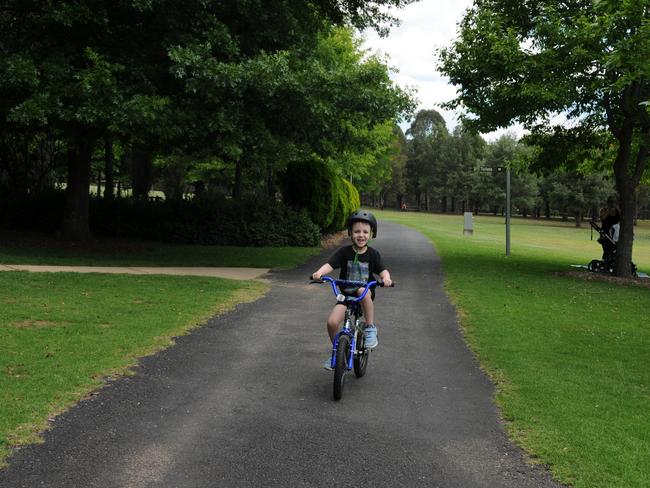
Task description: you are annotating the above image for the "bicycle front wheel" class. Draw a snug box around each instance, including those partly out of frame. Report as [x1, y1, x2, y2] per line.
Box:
[333, 334, 350, 401]
[353, 333, 369, 378]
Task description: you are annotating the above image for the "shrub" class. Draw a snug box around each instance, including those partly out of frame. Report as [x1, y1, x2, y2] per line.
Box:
[91, 195, 320, 246]
[282, 157, 336, 230]
[0, 190, 64, 232]
[329, 177, 361, 232]
[330, 177, 347, 232]
[343, 178, 361, 213]
[0, 191, 321, 247]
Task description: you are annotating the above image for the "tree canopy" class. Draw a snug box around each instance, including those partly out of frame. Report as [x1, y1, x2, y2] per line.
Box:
[0, 0, 417, 239]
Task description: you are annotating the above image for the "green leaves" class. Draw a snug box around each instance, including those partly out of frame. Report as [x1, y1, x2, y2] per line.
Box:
[0, 0, 416, 228]
[438, 0, 650, 133]
[0, 55, 39, 90]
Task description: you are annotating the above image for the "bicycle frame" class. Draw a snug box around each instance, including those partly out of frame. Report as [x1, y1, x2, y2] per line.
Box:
[320, 277, 377, 370]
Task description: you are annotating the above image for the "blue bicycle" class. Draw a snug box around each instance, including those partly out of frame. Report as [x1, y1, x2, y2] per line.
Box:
[312, 276, 392, 401]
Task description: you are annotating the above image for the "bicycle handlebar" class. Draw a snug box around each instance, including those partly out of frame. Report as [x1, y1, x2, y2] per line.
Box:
[309, 275, 394, 303]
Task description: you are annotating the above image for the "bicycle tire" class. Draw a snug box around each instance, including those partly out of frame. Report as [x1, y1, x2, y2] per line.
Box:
[353, 332, 369, 378]
[333, 334, 350, 401]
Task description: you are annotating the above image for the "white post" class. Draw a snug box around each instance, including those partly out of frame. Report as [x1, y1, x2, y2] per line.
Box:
[463, 212, 474, 235]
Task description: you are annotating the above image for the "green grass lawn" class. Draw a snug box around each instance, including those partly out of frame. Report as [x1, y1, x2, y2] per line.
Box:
[0, 235, 326, 467]
[377, 211, 650, 488]
[0, 272, 267, 467]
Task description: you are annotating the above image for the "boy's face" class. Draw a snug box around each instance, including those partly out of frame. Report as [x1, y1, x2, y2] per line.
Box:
[351, 221, 371, 248]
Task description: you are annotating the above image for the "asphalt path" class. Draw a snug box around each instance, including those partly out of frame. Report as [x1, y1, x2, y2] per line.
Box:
[0, 221, 563, 487]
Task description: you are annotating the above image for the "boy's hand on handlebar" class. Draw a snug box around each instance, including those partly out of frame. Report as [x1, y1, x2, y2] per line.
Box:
[380, 278, 394, 287]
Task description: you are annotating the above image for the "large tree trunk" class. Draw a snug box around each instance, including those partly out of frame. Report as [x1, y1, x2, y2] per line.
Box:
[574, 211, 582, 227]
[608, 82, 649, 277]
[612, 130, 648, 276]
[60, 132, 95, 241]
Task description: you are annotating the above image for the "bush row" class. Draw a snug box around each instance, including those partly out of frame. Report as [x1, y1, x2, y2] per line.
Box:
[0, 191, 321, 247]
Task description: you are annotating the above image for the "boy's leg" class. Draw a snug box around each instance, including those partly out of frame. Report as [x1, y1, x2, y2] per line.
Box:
[360, 293, 374, 325]
[324, 304, 346, 370]
[360, 293, 378, 348]
[326, 304, 346, 343]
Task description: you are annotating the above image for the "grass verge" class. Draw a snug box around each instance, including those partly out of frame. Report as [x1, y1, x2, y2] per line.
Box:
[377, 210, 650, 488]
[0, 271, 268, 467]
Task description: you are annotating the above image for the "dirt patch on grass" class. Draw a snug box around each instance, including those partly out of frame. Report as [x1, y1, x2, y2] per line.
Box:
[9, 319, 68, 329]
[556, 270, 650, 288]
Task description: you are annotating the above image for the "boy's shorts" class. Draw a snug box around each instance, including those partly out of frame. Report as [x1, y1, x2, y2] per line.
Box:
[336, 286, 375, 305]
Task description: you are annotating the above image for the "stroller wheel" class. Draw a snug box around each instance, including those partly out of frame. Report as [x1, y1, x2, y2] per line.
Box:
[588, 259, 601, 272]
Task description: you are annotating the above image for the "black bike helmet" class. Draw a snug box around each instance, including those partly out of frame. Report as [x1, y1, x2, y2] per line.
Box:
[347, 210, 378, 238]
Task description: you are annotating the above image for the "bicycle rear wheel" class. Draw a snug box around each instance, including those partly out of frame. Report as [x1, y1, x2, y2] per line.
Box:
[353, 332, 369, 378]
[333, 334, 350, 401]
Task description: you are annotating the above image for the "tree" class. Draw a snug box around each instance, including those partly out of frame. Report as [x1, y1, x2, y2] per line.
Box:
[406, 109, 449, 210]
[0, 1, 417, 240]
[542, 170, 611, 225]
[438, 126, 486, 213]
[525, 130, 615, 222]
[439, 0, 650, 276]
[385, 125, 409, 208]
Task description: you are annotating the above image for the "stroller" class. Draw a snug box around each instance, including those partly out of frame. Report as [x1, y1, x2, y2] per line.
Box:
[588, 220, 637, 276]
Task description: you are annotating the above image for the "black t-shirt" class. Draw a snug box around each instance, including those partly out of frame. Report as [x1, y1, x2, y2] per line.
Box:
[327, 245, 386, 283]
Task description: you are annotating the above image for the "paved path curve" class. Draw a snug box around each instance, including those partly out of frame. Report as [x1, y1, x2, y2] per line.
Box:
[0, 222, 563, 487]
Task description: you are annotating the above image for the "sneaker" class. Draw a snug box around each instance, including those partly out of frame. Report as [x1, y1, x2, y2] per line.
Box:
[323, 357, 334, 371]
[364, 324, 378, 349]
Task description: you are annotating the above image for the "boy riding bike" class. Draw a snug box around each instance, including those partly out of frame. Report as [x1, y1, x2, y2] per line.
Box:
[311, 210, 392, 370]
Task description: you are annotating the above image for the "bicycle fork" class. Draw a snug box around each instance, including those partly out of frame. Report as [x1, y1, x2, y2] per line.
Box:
[331, 322, 356, 370]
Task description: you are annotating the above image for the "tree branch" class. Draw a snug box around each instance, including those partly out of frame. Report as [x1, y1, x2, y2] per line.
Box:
[604, 93, 620, 138]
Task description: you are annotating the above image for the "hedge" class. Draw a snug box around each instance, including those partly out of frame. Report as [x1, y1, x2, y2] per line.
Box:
[0, 191, 321, 247]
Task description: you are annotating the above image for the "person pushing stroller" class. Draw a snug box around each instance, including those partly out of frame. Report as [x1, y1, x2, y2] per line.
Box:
[597, 197, 621, 259]
[588, 196, 636, 275]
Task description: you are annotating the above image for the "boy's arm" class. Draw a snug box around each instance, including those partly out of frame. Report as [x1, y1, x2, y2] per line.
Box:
[379, 269, 392, 287]
[312, 263, 334, 280]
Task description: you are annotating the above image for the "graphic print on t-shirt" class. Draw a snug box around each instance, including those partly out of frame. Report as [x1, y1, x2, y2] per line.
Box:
[347, 260, 370, 282]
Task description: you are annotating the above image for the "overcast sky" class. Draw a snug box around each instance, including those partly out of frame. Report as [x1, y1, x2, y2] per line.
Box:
[361, 0, 521, 140]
